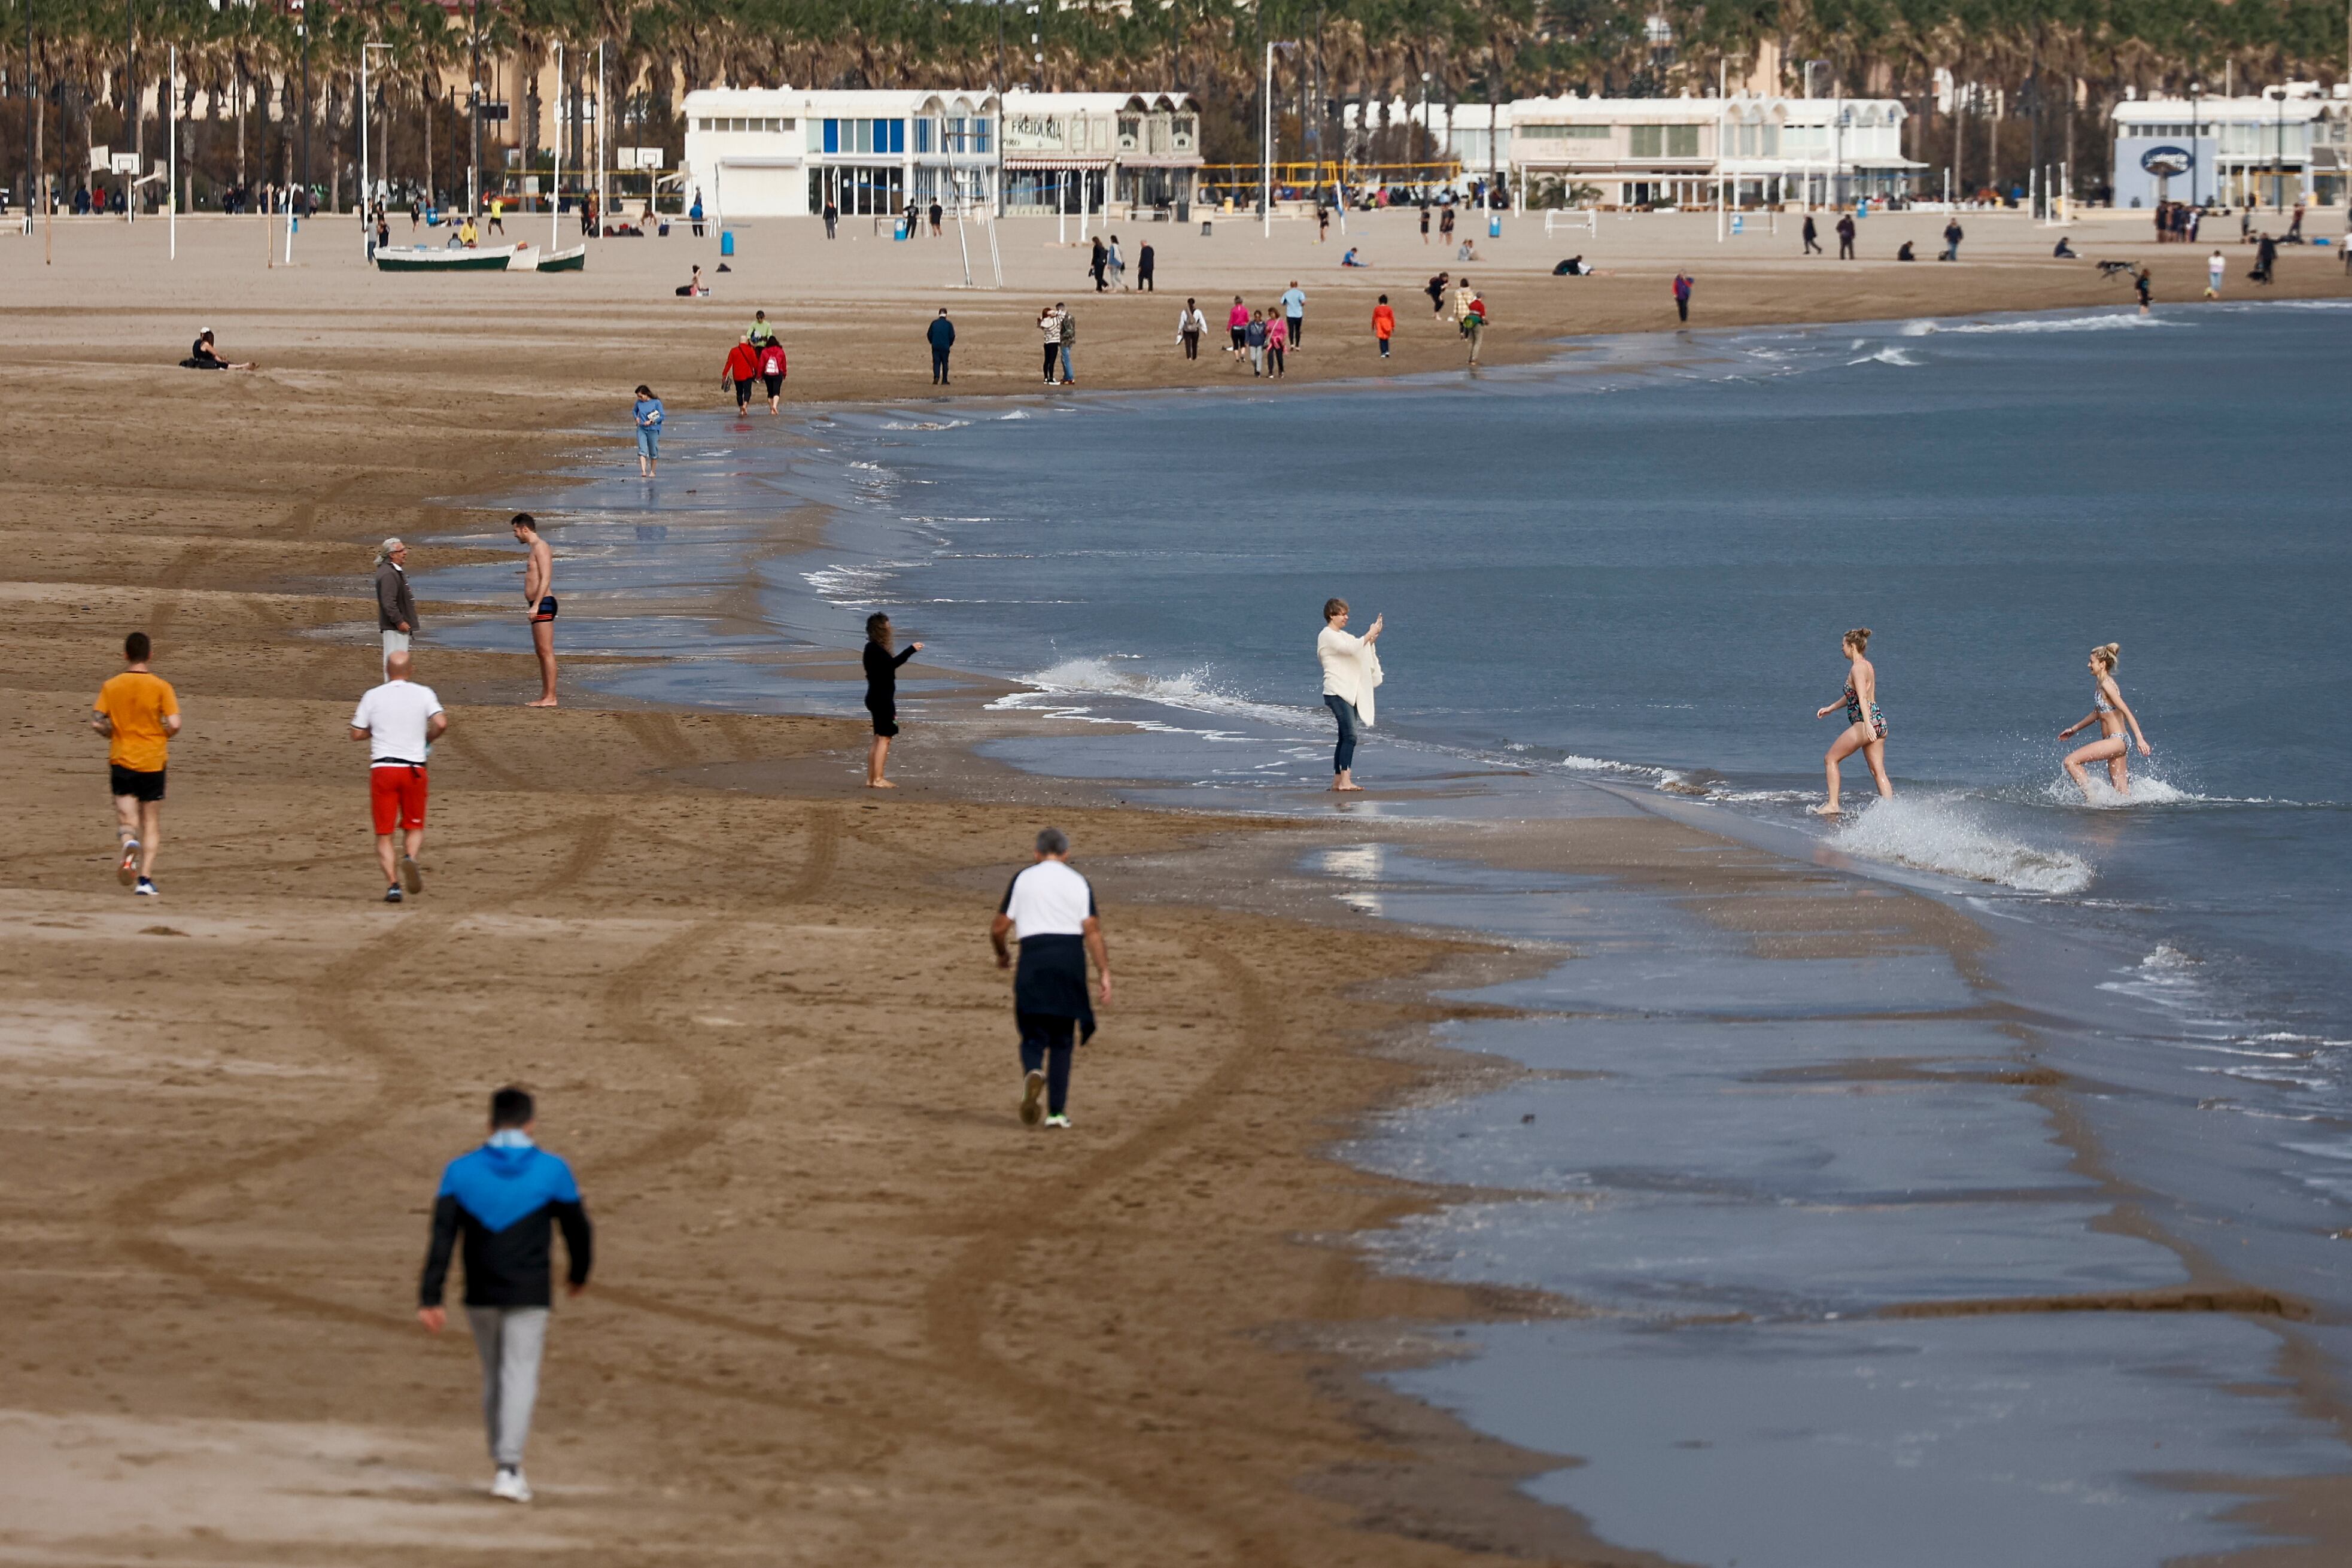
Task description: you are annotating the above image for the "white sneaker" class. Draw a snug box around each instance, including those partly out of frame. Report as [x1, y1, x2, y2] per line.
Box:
[491, 1466, 533, 1503]
[133, 877, 159, 897]
[1044, 1113, 1072, 1130]
[1020, 1070, 1046, 1126]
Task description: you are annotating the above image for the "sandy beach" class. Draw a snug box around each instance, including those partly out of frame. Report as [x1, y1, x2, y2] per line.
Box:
[3, 208, 2347, 1566]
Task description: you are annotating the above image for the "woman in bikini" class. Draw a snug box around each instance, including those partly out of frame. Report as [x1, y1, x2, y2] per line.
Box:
[1810, 627, 1892, 815]
[2057, 642, 2152, 800]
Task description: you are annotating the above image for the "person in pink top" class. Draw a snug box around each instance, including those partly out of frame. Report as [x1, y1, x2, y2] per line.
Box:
[1265, 312, 1289, 379]
[1226, 296, 1250, 361]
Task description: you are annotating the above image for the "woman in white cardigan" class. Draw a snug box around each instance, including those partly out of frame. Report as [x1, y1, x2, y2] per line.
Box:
[1317, 597, 1385, 791]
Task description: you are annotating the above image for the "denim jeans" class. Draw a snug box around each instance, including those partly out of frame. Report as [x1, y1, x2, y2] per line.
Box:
[1325, 692, 1359, 774]
[1059, 344, 1074, 381]
[636, 426, 659, 460]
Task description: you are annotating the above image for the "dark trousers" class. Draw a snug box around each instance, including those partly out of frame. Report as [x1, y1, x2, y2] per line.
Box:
[1019, 1013, 1077, 1114]
[932, 347, 951, 384]
[1839, 238, 1855, 259]
[1325, 692, 1359, 774]
[1139, 274, 1154, 291]
[1043, 344, 1060, 381]
[1182, 331, 1199, 360]
[1676, 297, 1689, 321]
[1803, 234, 1821, 254]
[1287, 313, 1303, 347]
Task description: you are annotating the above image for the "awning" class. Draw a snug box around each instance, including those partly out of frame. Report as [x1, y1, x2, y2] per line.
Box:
[1004, 156, 1113, 171]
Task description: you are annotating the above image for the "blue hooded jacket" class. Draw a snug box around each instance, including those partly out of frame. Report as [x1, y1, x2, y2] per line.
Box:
[418, 1140, 593, 1309]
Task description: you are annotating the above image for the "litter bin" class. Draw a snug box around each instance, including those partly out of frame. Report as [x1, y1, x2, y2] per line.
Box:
[1488, 213, 1502, 238]
[1200, 218, 1213, 237]
[1175, 200, 1190, 224]
[719, 229, 735, 257]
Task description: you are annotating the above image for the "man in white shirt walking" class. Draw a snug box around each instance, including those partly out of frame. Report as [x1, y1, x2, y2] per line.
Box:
[989, 828, 1112, 1129]
[350, 650, 449, 904]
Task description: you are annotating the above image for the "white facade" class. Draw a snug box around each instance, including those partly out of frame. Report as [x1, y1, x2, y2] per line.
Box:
[680, 86, 1201, 222]
[1353, 93, 1919, 206]
[2111, 84, 2350, 209]
[681, 88, 1001, 221]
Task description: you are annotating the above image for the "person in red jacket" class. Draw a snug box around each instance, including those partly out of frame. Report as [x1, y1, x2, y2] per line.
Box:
[758, 338, 787, 414]
[1371, 294, 1396, 360]
[720, 336, 760, 413]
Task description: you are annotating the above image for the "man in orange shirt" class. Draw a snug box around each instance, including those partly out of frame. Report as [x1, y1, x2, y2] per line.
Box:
[1372, 294, 1396, 360]
[90, 631, 181, 897]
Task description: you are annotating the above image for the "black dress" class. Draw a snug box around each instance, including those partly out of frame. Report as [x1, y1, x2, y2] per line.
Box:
[863, 640, 915, 736]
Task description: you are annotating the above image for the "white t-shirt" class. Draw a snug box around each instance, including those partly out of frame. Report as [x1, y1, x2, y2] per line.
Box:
[351, 680, 445, 766]
[998, 859, 1096, 938]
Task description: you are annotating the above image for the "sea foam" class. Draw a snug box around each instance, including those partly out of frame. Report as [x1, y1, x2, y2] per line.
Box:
[1830, 794, 2095, 894]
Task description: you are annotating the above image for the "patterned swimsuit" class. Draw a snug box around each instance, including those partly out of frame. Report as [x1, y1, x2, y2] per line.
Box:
[1845, 680, 1888, 740]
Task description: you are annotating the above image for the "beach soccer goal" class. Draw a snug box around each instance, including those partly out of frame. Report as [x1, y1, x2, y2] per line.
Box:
[1543, 209, 1599, 238]
[1727, 210, 1780, 237]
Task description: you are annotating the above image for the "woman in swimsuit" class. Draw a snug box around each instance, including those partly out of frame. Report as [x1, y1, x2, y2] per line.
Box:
[862, 612, 923, 789]
[1810, 627, 1892, 815]
[2057, 642, 2151, 800]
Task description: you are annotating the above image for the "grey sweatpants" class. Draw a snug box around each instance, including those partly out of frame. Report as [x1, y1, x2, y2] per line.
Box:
[466, 1305, 548, 1467]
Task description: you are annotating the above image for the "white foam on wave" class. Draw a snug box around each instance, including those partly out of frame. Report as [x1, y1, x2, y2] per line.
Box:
[1847, 346, 1922, 367]
[802, 559, 920, 604]
[1828, 794, 2095, 894]
[879, 418, 970, 432]
[2037, 770, 2201, 808]
[1936, 312, 2181, 336]
[1898, 320, 1936, 337]
[995, 655, 1311, 730]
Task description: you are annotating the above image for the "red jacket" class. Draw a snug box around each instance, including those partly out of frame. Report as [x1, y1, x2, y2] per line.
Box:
[759, 342, 786, 380]
[722, 342, 761, 384]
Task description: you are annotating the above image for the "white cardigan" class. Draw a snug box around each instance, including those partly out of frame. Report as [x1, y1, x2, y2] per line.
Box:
[1317, 625, 1384, 725]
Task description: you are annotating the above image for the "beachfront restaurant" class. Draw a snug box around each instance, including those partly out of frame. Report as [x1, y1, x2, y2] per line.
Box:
[2110, 84, 2349, 210]
[679, 87, 1001, 221]
[998, 92, 1202, 218]
[1503, 93, 1917, 208]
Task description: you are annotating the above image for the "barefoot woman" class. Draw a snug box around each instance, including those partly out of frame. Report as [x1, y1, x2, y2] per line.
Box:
[1317, 598, 1384, 792]
[1810, 627, 1891, 815]
[862, 612, 923, 788]
[2058, 642, 2152, 799]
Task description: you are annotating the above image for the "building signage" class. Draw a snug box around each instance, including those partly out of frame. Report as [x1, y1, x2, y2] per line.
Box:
[2139, 144, 2193, 176]
[1004, 114, 1077, 154]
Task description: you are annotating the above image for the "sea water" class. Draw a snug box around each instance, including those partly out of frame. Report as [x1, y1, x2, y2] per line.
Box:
[439, 300, 2352, 1562]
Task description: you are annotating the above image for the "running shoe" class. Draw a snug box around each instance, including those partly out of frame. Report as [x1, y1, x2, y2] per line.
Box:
[1044, 1113, 1072, 1130]
[384, 885, 403, 904]
[490, 1467, 533, 1503]
[400, 855, 424, 895]
[133, 877, 158, 897]
[1020, 1069, 1046, 1126]
[118, 840, 139, 886]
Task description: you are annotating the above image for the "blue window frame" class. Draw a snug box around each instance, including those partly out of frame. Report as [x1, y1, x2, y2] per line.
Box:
[822, 118, 840, 154]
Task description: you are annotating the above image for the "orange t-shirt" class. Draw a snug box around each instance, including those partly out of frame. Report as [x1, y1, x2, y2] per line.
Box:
[1372, 304, 1396, 340]
[94, 671, 179, 773]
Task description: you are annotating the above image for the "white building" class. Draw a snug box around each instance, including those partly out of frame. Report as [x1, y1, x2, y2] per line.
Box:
[679, 87, 1200, 222]
[681, 88, 1001, 221]
[2111, 84, 2350, 209]
[1354, 92, 1920, 207]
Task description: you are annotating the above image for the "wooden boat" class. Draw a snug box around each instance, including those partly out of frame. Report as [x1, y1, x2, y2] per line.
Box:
[374, 243, 519, 272]
[533, 244, 587, 272]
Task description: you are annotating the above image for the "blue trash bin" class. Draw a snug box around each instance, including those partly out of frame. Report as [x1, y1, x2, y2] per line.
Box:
[1488, 213, 1502, 238]
[719, 229, 736, 257]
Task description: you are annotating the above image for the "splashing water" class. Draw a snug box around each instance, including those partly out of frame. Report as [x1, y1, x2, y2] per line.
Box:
[1830, 794, 2096, 894]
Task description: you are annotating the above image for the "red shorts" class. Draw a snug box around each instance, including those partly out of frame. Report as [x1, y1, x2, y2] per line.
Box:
[370, 764, 429, 835]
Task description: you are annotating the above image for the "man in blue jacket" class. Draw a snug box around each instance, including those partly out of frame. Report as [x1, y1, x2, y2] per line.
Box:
[927, 307, 956, 385]
[417, 1086, 593, 1503]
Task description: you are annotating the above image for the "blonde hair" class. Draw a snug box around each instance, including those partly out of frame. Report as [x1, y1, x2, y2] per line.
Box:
[1843, 627, 1873, 654]
[2090, 642, 2120, 671]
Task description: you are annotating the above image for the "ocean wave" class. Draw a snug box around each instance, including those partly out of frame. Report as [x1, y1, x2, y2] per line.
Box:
[879, 418, 970, 432]
[1932, 312, 2183, 336]
[1847, 346, 1923, 367]
[1828, 794, 2095, 894]
[802, 559, 920, 604]
[2035, 770, 2201, 808]
[1004, 656, 1312, 728]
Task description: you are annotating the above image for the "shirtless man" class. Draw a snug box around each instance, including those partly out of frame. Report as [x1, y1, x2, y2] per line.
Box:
[512, 513, 558, 707]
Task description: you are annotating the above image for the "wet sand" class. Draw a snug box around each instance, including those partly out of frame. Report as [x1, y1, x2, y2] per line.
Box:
[4, 213, 2347, 1564]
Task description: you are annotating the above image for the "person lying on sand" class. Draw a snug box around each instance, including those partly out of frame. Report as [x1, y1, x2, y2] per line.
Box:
[181, 330, 255, 371]
[1339, 247, 1368, 268]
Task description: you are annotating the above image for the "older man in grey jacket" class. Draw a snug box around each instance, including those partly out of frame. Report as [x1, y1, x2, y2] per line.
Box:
[375, 539, 418, 680]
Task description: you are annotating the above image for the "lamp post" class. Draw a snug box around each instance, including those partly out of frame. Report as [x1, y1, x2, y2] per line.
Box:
[361, 42, 391, 249]
[2188, 81, 2201, 209]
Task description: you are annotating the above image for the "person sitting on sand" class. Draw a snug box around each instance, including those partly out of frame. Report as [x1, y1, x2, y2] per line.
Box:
[1895, 241, 1916, 261]
[1340, 247, 1367, 268]
[676, 265, 710, 299]
[2052, 236, 2078, 259]
[1455, 239, 1480, 262]
[2058, 642, 2152, 800]
[181, 330, 255, 371]
[459, 215, 479, 248]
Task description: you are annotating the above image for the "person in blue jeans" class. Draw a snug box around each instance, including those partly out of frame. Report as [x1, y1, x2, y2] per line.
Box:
[1315, 597, 1385, 791]
[632, 384, 663, 477]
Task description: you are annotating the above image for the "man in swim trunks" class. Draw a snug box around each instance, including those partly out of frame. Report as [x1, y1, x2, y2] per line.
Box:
[513, 513, 558, 707]
[350, 649, 448, 903]
[91, 630, 180, 897]
[990, 828, 1112, 1129]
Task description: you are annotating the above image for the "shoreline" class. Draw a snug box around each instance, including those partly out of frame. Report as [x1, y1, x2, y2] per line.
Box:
[6, 233, 2347, 1563]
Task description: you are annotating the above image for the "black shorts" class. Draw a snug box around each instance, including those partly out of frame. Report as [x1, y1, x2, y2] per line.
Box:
[867, 700, 898, 737]
[763, 372, 783, 396]
[110, 764, 166, 803]
[1230, 327, 1247, 349]
[532, 595, 558, 622]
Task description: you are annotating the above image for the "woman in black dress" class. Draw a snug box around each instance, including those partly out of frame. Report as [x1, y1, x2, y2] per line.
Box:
[862, 612, 923, 788]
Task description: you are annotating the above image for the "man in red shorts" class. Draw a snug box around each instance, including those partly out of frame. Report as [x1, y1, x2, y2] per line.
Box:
[350, 649, 448, 904]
